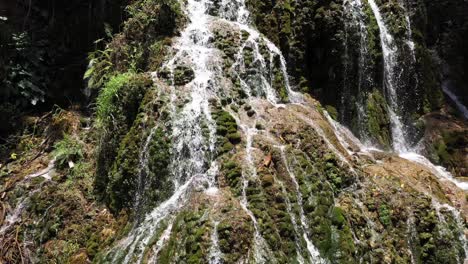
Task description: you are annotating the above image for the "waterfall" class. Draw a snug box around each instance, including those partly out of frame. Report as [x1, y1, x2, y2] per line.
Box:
[399, 152, 468, 190]
[105, 0, 219, 261]
[367, 0, 410, 152]
[432, 201, 468, 261]
[209, 221, 222, 264]
[442, 80, 468, 119]
[342, 0, 373, 141]
[239, 126, 274, 263]
[400, 0, 417, 61]
[102, 0, 316, 262]
[134, 127, 157, 220]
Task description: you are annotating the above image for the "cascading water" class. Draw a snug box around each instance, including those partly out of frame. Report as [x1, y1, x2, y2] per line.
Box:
[367, 0, 411, 153]
[97, 0, 467, 262]
[278, 146, 325, 263]
[399, 0, 417, 61]
[209, 221, 222, 264]
[105, 0, 219, 261]
[341, 0, 373, 142]
[442, 80, 468, 119]
[134, 127, 157, 220]
[102, 0, 319, 262]
[399, 152, 468, 190]
[239, 126, 274, 263]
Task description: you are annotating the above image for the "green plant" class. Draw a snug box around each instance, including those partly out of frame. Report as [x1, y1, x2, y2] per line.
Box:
[1, 32, 48, 107]
[84, 47, 114, 90]
[52, 134, 84, 170]
[95, 72, 133, 127]
[378, 204, 392, 227]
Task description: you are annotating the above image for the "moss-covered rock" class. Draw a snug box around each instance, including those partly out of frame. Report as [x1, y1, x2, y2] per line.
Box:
[366, 89, 391, 149]
[94, 73, 152, 199]
[173, 65, 195, 85]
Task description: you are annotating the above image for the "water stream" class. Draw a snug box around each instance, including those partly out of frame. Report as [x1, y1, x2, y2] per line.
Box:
[442, 80, 468, 119]
[99, 0, 467, 262]
[239, 126, 273, 263]
[342, 0, 372, 141]
[278, 146, 325, 263]
[104, 0, 312, 261]
[367, 0, 410, 152]
[209, 221, 222, 264]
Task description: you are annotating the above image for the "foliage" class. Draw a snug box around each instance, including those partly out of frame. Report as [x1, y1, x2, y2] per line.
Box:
[95, 73, 134, 127]
[0, 32, 48, 107]
[84, 47, 115, 90]
[52, 134, 85, 170]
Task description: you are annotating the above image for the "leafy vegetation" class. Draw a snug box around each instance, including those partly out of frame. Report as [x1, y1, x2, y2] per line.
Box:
[52, 134, 85, 170]
[0, 31, 48, 107]
[95, 72, 133, 127]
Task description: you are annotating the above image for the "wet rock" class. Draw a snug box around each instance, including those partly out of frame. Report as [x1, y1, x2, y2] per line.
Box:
[174, 65, 195, 85]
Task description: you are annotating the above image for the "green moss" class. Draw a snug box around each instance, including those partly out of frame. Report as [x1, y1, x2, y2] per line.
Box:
[174, 65, 195, 85]
[95, 73, 152, 197]
[378, 204, 392, 227]
[366, 89, 391, 149]
[52, 134, 84, 170]
[227, 132, 242, 144]
[272, 67, 289, 103]
[223, 160, 242, 195]
[418, 48, 443, 113]
[325, 105, 338, 120]
[331, 207, 346, 227]
[212, 109, 240, 155]
[363, 0, 382, 63]
[158, 209, 210, 263]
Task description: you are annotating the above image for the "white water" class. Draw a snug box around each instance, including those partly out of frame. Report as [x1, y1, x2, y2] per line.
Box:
[1, 162, 54, 237]
[220, 0, 303, 105]
[406, 214, 417, 264]
[327, 107, 468, 192]
[134, 127, 157, 217]
[272, 174, 306, 264]
[108, 1, 219, 260]
[324, 112, 358, 155]
[295, 111, 354, 171]
[101, 0, 468, 262]
[0, 197, 28, 236]
[239, 126, 273, 263]
[432, 201, 468, 261]
[103, 0, 310, 260]
[336, 2, 467, 262]
[399, 0, 417, 61]
[442, 80, 468, 119]
[367, 0, 410, 153]
[399, 152, 468, 190]
[342, 0, 372, 140]
[278, 146, 326, 263]
[147, 220, 174, 263]
[209, 221, 222, 264]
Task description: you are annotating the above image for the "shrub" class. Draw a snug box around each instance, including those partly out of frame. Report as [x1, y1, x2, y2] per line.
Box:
[52, 134, 84, 170]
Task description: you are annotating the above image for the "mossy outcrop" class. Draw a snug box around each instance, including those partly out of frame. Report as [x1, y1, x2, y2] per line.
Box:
[366, 89, 392, 149]
[2, 0, 467, 263]
[90, 0, 184, 213]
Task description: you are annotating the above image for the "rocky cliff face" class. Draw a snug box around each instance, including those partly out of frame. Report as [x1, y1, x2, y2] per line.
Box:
[0, 0, 467, 263]
[244, 0, 468, 175]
